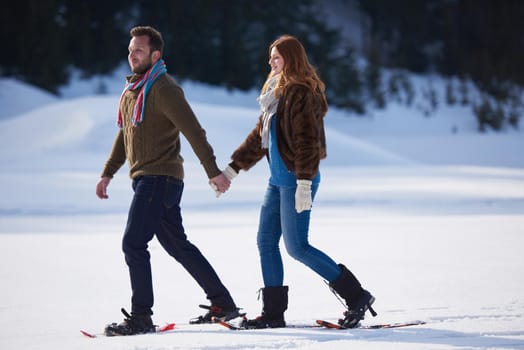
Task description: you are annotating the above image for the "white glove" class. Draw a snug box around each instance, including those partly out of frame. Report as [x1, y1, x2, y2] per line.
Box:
[223, 165, 238, 181]
[295, 179, 312, 213]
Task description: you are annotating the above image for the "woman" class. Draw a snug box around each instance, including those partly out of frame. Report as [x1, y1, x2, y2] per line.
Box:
[223, 35, 376, 329]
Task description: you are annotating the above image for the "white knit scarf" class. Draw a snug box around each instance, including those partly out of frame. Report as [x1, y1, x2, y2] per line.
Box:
[257, 74, 280, 148]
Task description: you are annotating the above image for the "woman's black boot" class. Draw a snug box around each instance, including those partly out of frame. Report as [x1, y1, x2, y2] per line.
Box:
[242, 286, 288, 329]
[329, 264, 377, 328]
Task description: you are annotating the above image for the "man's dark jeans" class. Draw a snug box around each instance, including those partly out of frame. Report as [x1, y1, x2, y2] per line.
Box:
[122, 175, 235, 315]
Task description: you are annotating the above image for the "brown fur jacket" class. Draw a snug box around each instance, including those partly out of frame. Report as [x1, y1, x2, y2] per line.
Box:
[230, 83, 327, 180]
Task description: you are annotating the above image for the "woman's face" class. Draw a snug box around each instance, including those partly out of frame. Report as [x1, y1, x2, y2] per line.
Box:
[269, 47, 284, 75]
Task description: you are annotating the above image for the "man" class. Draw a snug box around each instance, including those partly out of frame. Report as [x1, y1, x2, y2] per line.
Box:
[96, 26, 240, 336]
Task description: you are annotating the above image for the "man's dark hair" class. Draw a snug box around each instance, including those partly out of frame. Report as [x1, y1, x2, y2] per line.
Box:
[130, 26, 164, 55]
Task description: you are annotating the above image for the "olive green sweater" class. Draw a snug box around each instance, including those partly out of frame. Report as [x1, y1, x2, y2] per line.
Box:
[101, 74, 221, 180]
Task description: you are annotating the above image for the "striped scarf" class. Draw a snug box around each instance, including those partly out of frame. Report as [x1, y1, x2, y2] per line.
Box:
[117, 59, 167, 128]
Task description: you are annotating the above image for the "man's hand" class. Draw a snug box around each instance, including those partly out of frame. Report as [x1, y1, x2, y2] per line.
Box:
[96, 177, 111, 199]
[209, 173, 231, 197]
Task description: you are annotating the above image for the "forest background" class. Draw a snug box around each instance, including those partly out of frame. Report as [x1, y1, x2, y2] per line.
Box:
[2, 0, 523, 131]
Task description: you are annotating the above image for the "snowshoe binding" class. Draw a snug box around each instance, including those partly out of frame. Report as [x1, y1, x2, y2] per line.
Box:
[104, 308, 156, 336]
[189, 304, 243, 324]
[338, 290, 377, 328]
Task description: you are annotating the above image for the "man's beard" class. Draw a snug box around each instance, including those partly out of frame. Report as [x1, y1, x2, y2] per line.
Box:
[132, 62, 152, 74]
[131, 55, 153, 74]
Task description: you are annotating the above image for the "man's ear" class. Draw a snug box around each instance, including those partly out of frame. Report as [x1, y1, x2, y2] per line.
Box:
[152, 50, 161, 62]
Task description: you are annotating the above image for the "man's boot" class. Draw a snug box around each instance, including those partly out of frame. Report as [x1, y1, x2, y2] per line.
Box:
[104, 308, 155, 336]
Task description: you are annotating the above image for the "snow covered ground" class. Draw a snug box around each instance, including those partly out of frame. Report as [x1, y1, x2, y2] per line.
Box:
[0, 71, 523, 349]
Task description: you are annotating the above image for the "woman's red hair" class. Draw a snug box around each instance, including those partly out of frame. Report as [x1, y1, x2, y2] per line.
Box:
[263, 35, 326, 99]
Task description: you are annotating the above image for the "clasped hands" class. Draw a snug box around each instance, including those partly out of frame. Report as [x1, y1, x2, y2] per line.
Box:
[208, 166, 237, 197]
[209, 166, 312, 213]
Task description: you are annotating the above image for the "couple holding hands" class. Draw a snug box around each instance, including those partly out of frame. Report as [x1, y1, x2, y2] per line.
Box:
[95, 26, 375, 336]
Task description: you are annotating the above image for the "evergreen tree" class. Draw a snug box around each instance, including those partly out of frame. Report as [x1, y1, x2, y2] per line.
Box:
[1, 0, 70, 93]
[357, 0, 524, 130]
[60, 0, 132, 77]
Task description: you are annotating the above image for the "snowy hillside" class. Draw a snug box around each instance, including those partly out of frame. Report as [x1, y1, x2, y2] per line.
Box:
[0, 74, 523, 350]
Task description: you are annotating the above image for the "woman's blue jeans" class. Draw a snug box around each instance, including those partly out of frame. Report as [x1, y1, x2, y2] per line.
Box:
[257, 183, 341, 287]
[122, 175, 235, 315]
